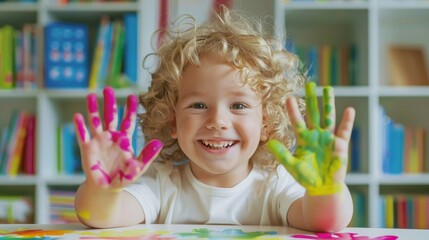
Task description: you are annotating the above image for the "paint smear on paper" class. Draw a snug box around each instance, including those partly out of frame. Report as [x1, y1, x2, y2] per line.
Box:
[292, 232, 398, 240]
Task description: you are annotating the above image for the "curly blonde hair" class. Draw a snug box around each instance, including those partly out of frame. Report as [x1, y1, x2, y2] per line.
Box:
[139, 6, 306, 170]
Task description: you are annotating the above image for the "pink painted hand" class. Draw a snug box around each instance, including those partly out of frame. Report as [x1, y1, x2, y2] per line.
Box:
[73, 87, 163, 190]
[268, 82, 355, 195]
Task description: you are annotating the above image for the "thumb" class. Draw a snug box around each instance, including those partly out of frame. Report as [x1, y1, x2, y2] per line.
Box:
[267, 139, 294, 167]
[137, 139, 164, 171]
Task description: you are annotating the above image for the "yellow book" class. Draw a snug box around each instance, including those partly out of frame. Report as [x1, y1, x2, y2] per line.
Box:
[385, 195, 394, 228]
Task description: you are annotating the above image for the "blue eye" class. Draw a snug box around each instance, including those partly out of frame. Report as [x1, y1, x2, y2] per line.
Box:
[191, 103, 207, 109]
[231, 103, 246, 110]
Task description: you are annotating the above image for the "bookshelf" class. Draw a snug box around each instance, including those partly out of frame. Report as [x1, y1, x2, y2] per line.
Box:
[250, 0, 429, 228]
[0, 0, 161, 224]
[2, 0, 429, 228]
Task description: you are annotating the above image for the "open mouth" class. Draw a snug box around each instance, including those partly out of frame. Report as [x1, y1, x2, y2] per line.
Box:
[200, 140, 237, 149]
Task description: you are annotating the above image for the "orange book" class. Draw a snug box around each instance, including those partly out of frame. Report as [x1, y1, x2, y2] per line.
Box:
[416, 128, 425, 172]
[6, 112, 29, 176]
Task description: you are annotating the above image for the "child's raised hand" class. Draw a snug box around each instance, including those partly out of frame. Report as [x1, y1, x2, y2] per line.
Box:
[73, 87, 163, 191]
[268, 82, 355, 195]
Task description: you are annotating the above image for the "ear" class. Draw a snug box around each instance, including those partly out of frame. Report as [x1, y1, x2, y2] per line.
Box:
[170, 114, 178, 139]
[260, 124, 268, 142]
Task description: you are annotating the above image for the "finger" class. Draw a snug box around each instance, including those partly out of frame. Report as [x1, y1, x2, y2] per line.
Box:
[120, 95, 138, 139]
[137, 139, 164, 169]
[336, 107, 356, 142]
[73, 113, 90, 145]
[305, 82, 320, 129]
[86, 93, 102, 134]
[103, 87, 118, 131]
[267, 139, 296, 167]
[322, 86, 335, 131]
[285, 97, 306, 136]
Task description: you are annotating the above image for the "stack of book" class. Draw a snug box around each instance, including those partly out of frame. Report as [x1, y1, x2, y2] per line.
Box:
[88, 13, 137, 89]
[0, 24, 38, 90]
[380, 194, 429, 229]
[286, 41, 359, 86]
[49, 189, 79, 224]
[379, 107, 426, 174]
[0, 111, 36, 176]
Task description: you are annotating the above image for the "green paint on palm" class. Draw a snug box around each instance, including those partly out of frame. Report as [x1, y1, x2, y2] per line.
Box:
[267, 82, 344, 195]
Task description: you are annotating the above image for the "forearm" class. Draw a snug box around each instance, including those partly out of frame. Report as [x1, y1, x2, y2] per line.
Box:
[75, 181, 145, 228]
[302, 183, 353, 232]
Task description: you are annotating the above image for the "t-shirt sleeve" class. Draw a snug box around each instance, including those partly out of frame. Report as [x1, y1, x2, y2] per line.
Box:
[275, 165, 305, 226]
[123, 163, 165, 223]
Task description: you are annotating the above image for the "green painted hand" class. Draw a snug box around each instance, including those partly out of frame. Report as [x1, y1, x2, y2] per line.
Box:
[268, 82, 355, 195]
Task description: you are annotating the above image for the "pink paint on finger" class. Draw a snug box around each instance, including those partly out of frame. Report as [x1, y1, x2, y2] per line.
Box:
[140, 139, 164, 165]
[74, 114, 87, 143]
[121, 95, 138, 131]
[87, 94, 98, 113]
[109, 130, 127, 142]
[103, 87, 117, 129]
[92, 116, 101, 128]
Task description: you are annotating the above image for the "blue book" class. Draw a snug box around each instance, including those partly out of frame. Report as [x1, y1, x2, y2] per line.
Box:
[97, 22, 113, 88]
[307, 46, 319, 83]
[124, 13, 138, 85]
[380, 197, 386, 228]
[380, 107, 392, 173]
[350, 127, 360, 172]
[61, 123, 82, 175]
[44, 23, 89, 88]
[390, 123, 404, 174]
[118, 105, 141, 155]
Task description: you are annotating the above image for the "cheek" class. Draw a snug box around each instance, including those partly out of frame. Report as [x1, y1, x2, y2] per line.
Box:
[175, 116, 197, 137]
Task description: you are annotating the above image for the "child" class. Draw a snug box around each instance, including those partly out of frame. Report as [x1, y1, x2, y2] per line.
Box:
[74, 7, 355, 232]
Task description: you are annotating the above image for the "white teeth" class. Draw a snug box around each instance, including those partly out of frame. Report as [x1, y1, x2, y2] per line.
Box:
[201, 140, 235, 148]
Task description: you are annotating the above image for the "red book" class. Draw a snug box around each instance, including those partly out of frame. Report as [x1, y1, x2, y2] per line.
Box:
[23, 114, 36, 175]
[397, 196, 407, 229]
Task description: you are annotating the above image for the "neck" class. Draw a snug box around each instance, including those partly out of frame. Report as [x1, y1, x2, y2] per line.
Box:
[189, 162, 252, 188]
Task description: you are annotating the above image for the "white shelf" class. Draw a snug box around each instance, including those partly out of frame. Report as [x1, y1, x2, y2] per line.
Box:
[46, 2, 138, 12]
[378, 174, 429, 185]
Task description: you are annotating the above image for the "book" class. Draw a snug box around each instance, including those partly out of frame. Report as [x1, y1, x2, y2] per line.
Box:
[0, 111, 19, 175]
[106, 20, 125, 88]
[59, 123, 82, 175]
[88, 16, 110, 89]
[388, 45, 429, 86]
[44, 22, 89, 88]
[22, 114, 36, 175]
[6, 111, 29, 176]
[124, 13, 137, 85]
[0, 25, 14, 89]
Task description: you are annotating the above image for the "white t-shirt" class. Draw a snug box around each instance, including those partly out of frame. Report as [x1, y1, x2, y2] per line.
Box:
[124, 162, 305, 226]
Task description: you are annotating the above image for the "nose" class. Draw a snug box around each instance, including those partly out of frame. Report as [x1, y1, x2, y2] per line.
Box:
[205, 107, 231, 131]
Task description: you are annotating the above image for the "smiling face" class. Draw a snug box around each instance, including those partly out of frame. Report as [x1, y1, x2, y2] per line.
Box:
[171, 53, 265, 187]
